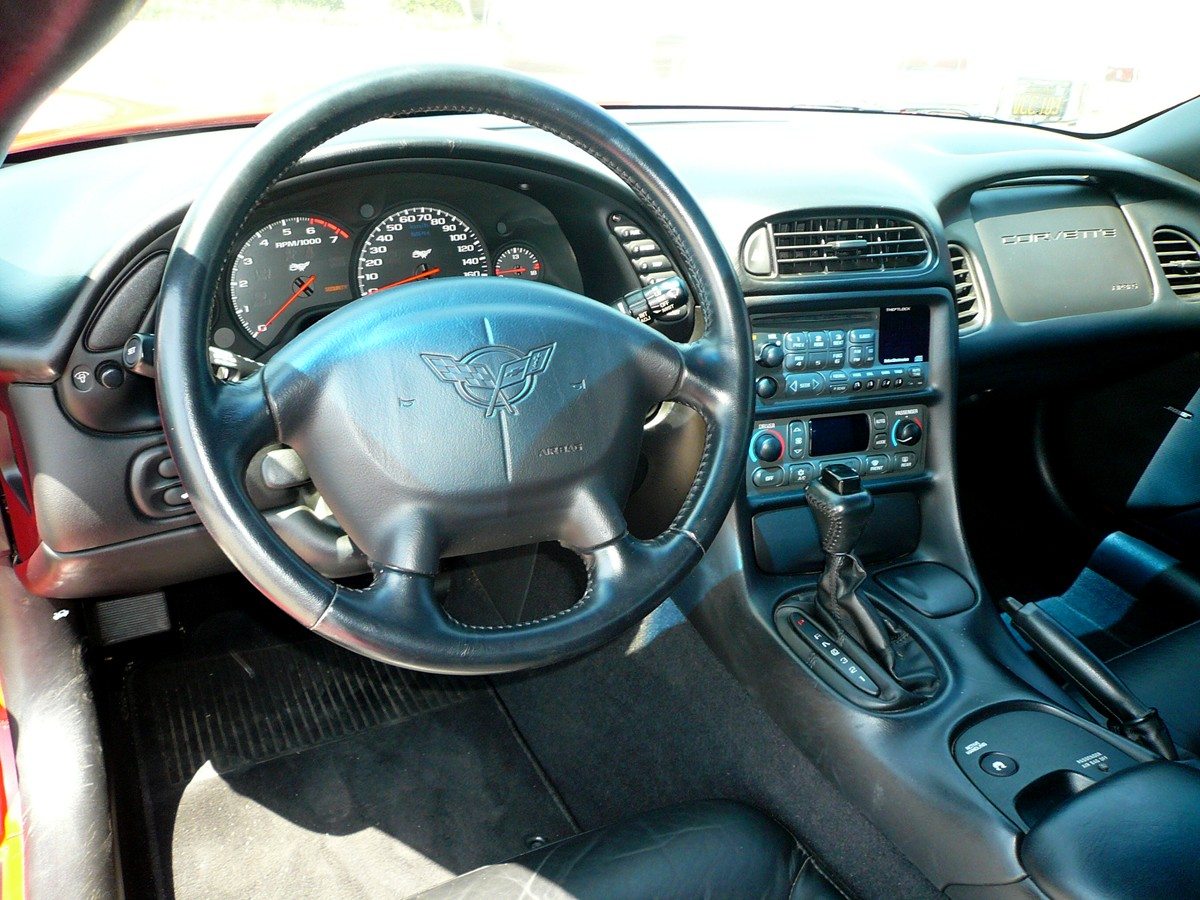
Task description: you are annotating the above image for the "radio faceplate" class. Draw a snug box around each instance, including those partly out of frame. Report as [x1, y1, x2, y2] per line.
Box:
[752, 306, 930, 406]
[747, 405, 927, 497]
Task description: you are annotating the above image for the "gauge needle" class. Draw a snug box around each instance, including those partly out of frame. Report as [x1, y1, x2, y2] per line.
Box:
[376, 267, 442, 292]
[495, 267, 527, 276]
[262, 275, 316, 331]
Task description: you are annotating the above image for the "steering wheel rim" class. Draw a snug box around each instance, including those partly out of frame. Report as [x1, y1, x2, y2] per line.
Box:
[156, 65, 751, 674]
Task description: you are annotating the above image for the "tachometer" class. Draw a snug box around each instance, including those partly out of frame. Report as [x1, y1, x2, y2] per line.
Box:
[494, 244, 544, 280]
[356, 205, 489, 295]
[229, 216, 352, 346]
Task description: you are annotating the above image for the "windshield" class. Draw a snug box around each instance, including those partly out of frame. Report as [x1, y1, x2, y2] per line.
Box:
[15, 0, 1200, 151]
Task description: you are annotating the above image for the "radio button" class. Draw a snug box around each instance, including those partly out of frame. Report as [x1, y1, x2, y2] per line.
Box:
[808, 331, 829, 350]
[752, 467, 786, 488]
[827, 372, 850, 394]
[829, 350, 845, 368]
[828, 330, 846, 349]
[786, 374, 825, 397]
[755, 376, 778, 399]
[808, 352, 829, 371]
[849, 328, 875, 344]
[784, 332, 808, 351]
[784, 352, 806, 371]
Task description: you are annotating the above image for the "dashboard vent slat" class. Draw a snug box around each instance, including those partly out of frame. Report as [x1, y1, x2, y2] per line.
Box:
[948, 243, 981, 329]
[768, 214, 931, 276]
[1153, 227, 1200, 299]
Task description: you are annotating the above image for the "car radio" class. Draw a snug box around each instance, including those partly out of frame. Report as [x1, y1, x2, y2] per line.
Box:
[752, 305, 930, 405]
[746, 405, 927, 496]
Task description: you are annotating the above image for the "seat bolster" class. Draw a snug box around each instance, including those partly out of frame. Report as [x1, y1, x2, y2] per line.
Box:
[415, 799, 842, 900]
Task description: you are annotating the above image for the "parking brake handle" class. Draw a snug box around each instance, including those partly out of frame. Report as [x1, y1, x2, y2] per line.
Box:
[1003, 596, 1177, 760]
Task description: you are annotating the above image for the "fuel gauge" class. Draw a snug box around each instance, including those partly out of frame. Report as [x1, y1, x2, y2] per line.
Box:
[494, 244, 543, 280]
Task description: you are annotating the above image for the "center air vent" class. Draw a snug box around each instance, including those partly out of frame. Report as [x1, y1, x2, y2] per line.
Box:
[757, 213, 931, 277]
[1152, 227, 1200, 300]
[948, 243, 981, 329]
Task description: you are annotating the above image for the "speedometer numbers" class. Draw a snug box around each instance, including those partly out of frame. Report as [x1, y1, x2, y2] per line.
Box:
[229, 216, 351, 346]
[356, 205, 489, 295]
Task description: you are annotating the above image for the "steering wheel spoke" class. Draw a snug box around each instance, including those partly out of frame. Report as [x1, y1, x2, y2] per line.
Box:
[210, 371, 277, 466]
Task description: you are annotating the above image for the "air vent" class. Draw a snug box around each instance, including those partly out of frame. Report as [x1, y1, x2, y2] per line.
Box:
[1153, 227, 1200, 300]
[769, 214, 931, 276]
[948, 243, 981, 329]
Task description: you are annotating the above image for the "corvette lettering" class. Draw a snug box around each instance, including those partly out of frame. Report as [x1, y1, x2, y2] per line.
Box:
[1000, 228, 1117, 244]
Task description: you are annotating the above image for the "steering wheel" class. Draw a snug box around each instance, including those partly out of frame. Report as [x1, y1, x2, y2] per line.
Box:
[156, 66, 751, 674]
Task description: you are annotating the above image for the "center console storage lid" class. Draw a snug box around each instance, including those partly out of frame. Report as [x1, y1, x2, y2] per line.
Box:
[1020, 761, 1200, 899]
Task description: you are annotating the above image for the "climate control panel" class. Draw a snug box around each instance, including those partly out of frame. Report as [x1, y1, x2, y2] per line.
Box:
[746, 406, 928, 496]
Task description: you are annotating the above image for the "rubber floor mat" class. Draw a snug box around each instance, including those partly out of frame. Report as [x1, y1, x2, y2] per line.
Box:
[125, 637, 482, 790]
[119, 639, 577, 899]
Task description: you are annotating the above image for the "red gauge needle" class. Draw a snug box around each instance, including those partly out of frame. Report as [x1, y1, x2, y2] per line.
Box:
[261, 275, 316, 332]
[375, 267, 442, 292]
[495, 267, 528, 276]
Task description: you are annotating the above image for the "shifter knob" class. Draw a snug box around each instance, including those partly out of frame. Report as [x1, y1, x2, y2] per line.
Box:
[806, 463, 874, 556]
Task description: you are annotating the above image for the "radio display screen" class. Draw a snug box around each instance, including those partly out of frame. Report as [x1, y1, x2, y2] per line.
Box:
[878, 306, 930, 365]
[809, 413, 870, 457]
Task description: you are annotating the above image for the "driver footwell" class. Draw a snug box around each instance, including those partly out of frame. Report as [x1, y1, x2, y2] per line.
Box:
[113, 636, 577, 899]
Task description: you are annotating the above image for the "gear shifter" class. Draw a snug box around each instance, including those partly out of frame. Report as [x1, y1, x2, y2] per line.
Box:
[805, 464, 895, 670]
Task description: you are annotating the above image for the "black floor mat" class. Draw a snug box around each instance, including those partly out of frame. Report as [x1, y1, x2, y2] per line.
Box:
[119, 638, 576, 899]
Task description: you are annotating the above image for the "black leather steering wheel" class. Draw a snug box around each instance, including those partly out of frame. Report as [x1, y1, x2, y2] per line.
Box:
[156, 66, 751, 674]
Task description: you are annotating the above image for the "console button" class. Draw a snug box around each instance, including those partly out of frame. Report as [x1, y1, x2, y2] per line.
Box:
[872, 412, 888, 430]
[979, 752, 1019, 777]
[70, 365, 93, 392]
[157, 457, 179, 479]
[785, 374, 825, 397]
[752, 467, 785, 488]
[908, 365, 926, 386]
[788, 421, 806, 458]
[864, 379, 877, 391]
[895, 452, 917, 471]
[828, 330, 846, 349]
[752, 431, 784, 463]
[623, 238, 660, 257]
[96, 361, 125, 389]
[807, 331, 829, 351]
[788, 463, 815, 487]
[784, 332, 808, 351]
[784, 352, 806, 372]
[633, 254, 672, 274]
[865, 455, 891, 475]
[755, 376, 778, 399]
[821, 457, 862, 475]
[808, 352, 829, 371]
[163, 486, 191, 507]
[611, 224, 644, 240]
[829, 350, 845, 368]
[789, 613, 880, 695]
[851, 380, 863, 392]
[871, 433, 888, 450]
[849, 346, 876, 367]
[848, 328, 875, 344]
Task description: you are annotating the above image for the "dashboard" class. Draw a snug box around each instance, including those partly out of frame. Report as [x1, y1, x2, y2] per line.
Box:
[214, 168, 587, 359]
[6, 107, 1200, 598]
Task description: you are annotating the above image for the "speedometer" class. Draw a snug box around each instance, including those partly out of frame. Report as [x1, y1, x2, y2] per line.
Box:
[355, 205, 489, 295]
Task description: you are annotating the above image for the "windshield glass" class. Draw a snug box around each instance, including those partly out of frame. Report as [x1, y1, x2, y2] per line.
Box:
[15, 0, 1199, 151]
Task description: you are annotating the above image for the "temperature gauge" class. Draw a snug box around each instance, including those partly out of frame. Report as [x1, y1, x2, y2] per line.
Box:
[494, 244, 543, 280]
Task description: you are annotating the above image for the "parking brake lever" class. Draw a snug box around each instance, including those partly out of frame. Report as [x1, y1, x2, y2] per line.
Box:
[1002, 596, 1178, 760]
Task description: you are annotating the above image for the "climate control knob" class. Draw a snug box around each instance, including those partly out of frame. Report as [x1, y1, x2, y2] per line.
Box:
[758, 343, 785, 368]
[752, 431, 784, 463]
[893, 418, 923, 447]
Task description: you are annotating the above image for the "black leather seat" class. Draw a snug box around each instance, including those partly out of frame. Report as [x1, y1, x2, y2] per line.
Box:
[1107, 619, 1200, 756]
[414, 799, 843, 899]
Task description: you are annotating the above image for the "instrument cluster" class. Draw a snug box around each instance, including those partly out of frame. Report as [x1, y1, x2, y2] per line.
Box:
[214, 168, 583, 357]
